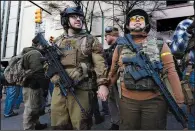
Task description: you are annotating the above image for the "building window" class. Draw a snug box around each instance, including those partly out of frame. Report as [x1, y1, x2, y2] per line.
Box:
[166, 1, 188, 6]
[157, 16, 189, 32]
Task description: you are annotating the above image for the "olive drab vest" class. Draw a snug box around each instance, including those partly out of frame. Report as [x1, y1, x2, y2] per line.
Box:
[118, 37, 164, 91]
[57, 33, 96, 90]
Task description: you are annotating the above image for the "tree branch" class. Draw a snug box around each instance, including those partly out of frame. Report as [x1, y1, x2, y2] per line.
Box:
[89, 1, 96, 33]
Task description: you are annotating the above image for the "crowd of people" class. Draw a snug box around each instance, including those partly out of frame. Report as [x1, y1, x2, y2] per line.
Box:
[0, 4, 194, 130]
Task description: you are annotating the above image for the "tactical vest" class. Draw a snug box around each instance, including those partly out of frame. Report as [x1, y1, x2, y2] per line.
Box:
[57, 33, 96, 90]
[118, 37, 163, 91]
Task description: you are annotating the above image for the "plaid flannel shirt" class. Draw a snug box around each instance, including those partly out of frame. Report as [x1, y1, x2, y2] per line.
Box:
[170, 19, 194, 63]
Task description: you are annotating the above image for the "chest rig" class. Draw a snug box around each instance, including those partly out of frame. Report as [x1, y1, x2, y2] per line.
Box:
[58, 34, 95, 90]
[117, 36, 163, 91]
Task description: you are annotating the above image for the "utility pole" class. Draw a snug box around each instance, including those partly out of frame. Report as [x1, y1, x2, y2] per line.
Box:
[102, 12, 105, 46]
[98, 1, 104, 46]
[113, 1, 114, 26]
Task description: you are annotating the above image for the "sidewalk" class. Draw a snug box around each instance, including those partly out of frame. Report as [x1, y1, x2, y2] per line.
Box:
[1, 93, 183, 130]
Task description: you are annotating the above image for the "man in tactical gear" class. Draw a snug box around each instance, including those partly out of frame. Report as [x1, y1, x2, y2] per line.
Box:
[104, 26, 120, 130]
[22, 41, 49, 130]
[50, 6, 109, 130]
[108, 9, 184, 130]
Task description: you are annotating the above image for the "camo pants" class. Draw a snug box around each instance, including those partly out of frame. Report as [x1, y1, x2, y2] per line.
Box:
[51, 85, 93, 130]
[23, 88, 43, 130]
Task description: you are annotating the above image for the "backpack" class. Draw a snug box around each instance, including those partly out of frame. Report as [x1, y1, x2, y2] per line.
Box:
[4, 54, 32, 86]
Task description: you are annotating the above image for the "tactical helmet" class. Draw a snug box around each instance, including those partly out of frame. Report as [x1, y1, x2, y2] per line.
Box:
[124, 9, 151, 34]
[60, 6, 84, 29]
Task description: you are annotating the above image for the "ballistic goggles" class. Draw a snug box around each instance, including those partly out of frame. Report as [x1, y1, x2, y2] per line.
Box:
[130, 15, 145, 22]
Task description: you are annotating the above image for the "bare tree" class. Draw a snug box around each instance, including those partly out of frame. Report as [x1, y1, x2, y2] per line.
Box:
[42, 1, 98, 33]
[41, 1, 166, 35]
[103, 1, 166, 32]
[41, 1, 74, 30]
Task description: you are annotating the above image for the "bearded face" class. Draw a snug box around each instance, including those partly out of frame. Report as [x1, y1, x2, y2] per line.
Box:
[129, 15, 146, 32]
[68, 14, 84, 30]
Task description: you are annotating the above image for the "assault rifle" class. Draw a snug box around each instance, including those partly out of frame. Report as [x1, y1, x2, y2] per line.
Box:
[32, 33, 86, 114]
[117, 34, 188, 128]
